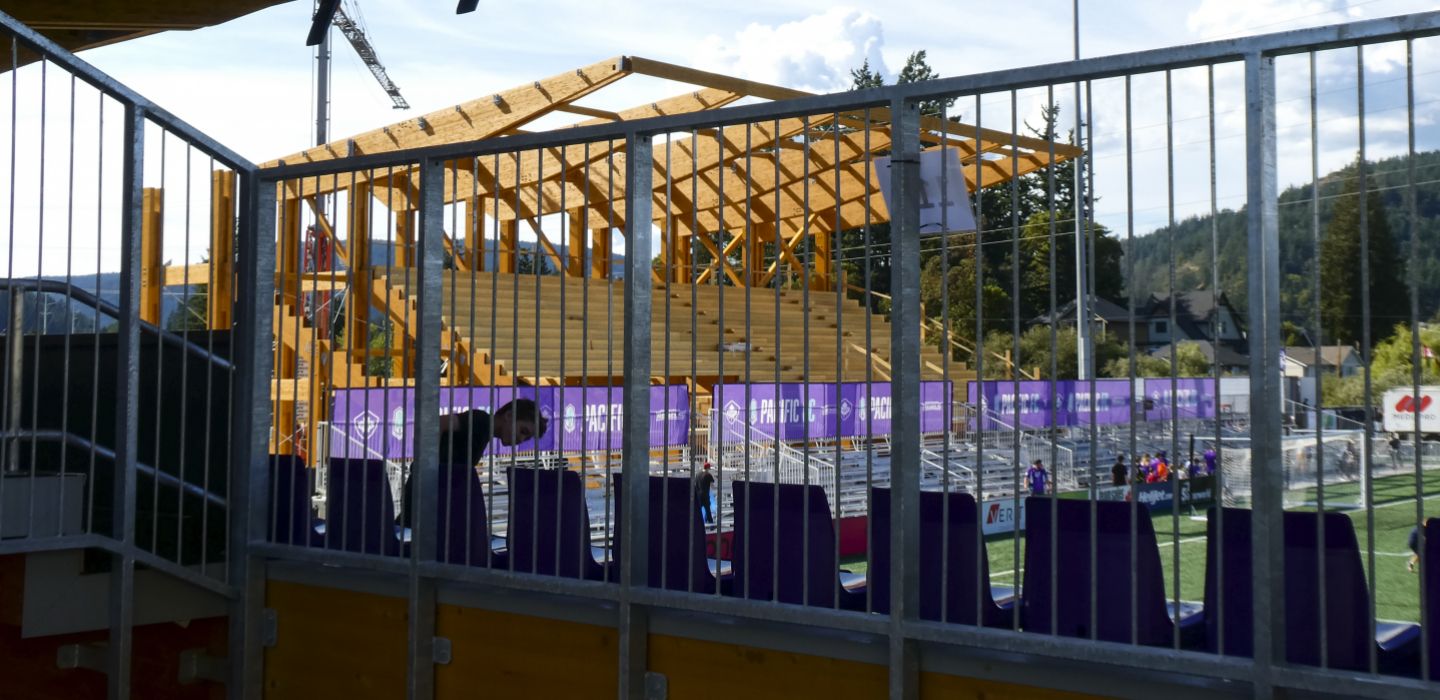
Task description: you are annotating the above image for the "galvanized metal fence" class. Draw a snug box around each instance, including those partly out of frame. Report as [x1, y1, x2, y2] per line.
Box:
[3, 7, 1440, 700]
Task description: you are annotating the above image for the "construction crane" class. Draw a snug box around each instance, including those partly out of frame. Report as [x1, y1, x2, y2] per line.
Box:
[313, 0, 407, 150]
[331, 3, 409, 110]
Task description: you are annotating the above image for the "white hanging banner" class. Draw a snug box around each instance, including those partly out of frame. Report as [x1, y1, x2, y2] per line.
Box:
[874, 147, 977, 237]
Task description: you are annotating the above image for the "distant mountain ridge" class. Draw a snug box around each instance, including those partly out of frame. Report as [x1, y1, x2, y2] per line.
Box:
[1124, 150, 1440, 329]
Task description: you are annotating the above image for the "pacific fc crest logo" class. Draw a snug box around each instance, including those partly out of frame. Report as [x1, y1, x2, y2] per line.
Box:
[564, 404, 577, 433]
[390, 408, 407, 439]
[354, 410, 379, 439]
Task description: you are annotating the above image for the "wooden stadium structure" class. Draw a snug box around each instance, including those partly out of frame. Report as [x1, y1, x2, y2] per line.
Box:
[137, 56, 1081, 456]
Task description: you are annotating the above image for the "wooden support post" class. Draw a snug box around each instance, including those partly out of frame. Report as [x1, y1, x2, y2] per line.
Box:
[209, 172, 235, 330]
[277, 196, 302, 305]
[139, 188, 164, 325]
[498, 219, 518, 274]
[746, 228, 762, 288]
[567, 211, 586, 278]
[591, 227, 610, 279]
[676, 231, 692, 283]
[348, 184, 373, 358]
[394, 208, 417, 269]
[812, 225, 832, 292]
[465, 197, 485, 272]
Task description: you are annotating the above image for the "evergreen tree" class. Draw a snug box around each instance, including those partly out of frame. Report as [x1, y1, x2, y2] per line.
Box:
[1318, 161, 1410, 349]
[896, 50, 955, 118]
[848, 59, 884, 90]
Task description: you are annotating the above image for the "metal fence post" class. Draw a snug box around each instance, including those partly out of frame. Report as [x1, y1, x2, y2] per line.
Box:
[619, 130, 654, 700]
[228, 167, 277, 700]
[1244, 50, 1285, 699]
[107, 101, 145, 700]
[408, 156, 445, 699]
[888, 96, 922, 700]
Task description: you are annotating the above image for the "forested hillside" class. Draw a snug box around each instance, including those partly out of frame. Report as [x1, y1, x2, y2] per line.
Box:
[1125, 151, 1440, 340]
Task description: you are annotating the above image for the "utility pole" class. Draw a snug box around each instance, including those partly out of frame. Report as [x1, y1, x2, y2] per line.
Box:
[1073, 0, 1092, 380]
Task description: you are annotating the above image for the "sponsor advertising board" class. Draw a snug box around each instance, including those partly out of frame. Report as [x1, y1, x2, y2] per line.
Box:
[980, 497, 1027, 535]
[1090, 475, 1217, 511]
[1382, 387, 1440, 433]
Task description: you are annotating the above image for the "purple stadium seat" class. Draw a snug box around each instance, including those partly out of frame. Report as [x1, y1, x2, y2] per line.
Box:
[612, 473, 718, 595]
[1202, 507, 1420, 672]
[1022, 498, 1188, 647]
[869, 488, 1011, 627]
[267, 455, 320, 547]
[323, 458, 400, 557]
[402, 462, 505, 568]
[728, 481, 866, 611]
[506, 467, 608, 581]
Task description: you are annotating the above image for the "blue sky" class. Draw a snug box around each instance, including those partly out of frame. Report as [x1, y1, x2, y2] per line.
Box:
[71, 0, 1440, 163]
[3, 0, 1438, 275]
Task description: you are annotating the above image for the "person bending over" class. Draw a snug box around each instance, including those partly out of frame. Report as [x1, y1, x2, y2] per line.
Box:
[399, 398, 548, 529]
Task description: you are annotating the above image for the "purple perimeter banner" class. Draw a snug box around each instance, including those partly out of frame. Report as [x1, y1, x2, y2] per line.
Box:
[1141, 378, 1217, 422]
[968, 379, 1215, 429]
[329, 385, 690, 461]
[969, 380, 1132, 430]
[713, 381, 952, 442]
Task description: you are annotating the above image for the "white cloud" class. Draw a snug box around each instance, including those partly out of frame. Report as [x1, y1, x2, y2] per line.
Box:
[692, 7, 888, 94]
[1186, 0, 1356, 40]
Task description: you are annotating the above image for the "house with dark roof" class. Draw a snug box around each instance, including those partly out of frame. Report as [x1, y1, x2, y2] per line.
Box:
[1028, 291, 1251, 374]
[1282, 345, 1363, 378]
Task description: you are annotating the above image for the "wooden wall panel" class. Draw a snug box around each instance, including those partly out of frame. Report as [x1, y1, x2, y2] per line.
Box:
[434, 604, 617, 697]
[920, 671, 1116, 700]
[649, 633, 887, 699]
[263, 580, 406, 700]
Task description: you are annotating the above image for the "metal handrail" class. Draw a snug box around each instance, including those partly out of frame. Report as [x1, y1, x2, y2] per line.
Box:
[0, 429, 226, 509]
[1, 278, 233, 372]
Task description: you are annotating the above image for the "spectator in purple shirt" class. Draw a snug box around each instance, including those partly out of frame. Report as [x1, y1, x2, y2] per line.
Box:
[1026, 459, 1049, 496]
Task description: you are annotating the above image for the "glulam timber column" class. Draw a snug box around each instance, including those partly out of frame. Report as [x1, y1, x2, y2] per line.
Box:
[465, 197, 486, 272]
[499, 220, 518, 274]
[568, 211, 586, 278]
[209, 171, 235, 330]
[591, 227, 611, 279]
[348, 184, 372, 382]
[273, 193, 303, 455]
[139, 188, 163, 325]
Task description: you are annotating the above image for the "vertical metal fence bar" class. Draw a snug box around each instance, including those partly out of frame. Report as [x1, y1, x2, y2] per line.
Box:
[231, 165, 275, 700]
[1355, 44, 1380, 677]
[939, 101, 952, 628]
[1050, 83, 1064, 643]
[107, 102, 146, 700]
[863, 106, 874, 617]
[1165, 68, 1181, 652]
[1084, 79, 1100, 644]
[831, 112, 841, 612]
[800, 114, 811, 610]
[973, 91, 988, 631]
[887, 95, 921, 700]
[618, 129, 653, 700]
[1126, 73, 1140, 648]
[1309, 49, 1328, 670]
[1405, 37, 1429, 685]
[1208, 63, 1225, 658]
[1243, 50, 1286, 696]
[406, 155, 444, 699]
